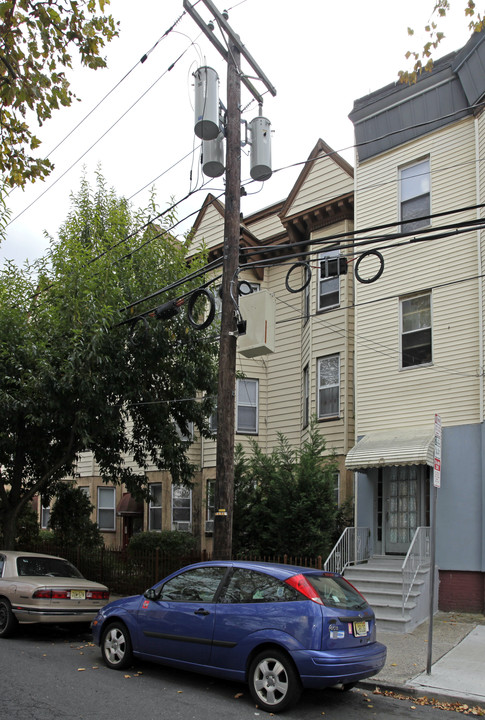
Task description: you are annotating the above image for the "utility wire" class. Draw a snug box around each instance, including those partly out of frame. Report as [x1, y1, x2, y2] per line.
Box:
[44, 11, 187, 161]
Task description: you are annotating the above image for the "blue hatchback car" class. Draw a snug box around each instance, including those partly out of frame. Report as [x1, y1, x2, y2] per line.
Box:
[91, 560, 386, 712]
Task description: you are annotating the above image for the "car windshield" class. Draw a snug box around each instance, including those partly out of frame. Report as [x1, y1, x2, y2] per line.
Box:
[16, 556, 84, 579]
[306, 573, 368, 611]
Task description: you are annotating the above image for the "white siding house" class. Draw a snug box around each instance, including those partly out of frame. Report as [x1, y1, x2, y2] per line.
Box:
[64, 140, 356, 553]
[347, 31, 485, 613]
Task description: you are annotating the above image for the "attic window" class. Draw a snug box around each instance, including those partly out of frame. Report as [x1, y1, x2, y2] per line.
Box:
[399, 158, 430, 233]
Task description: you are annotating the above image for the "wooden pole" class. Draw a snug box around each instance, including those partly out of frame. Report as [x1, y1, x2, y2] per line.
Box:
[213, 40, 241, 560]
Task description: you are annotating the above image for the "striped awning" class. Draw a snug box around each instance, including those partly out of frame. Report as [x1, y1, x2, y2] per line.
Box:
[345, 427, 435, 470]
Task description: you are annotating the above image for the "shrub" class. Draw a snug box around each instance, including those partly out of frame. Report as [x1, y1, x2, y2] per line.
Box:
[128, 530, 196, 555]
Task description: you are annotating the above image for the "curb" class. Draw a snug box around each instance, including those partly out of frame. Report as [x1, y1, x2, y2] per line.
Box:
[358, 679, 485, 711]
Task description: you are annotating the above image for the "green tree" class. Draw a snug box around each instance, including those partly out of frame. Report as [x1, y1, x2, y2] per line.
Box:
[0, 0, 118, 192]
[401, 1, 484, 82]
[233, 422, 339, 559]
[0, 171, 218, 548]
[48, 482, 103, 549]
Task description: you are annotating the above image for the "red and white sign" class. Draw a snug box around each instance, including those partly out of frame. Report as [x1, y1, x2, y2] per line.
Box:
[434, 414, 442, 488]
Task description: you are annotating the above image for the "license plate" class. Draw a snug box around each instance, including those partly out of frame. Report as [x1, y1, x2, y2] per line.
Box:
[71, 590, 86, 600]
[353, 620, 368, 637]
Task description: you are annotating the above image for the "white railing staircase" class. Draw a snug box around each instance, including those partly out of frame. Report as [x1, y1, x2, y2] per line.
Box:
[327, 527, 433, 633]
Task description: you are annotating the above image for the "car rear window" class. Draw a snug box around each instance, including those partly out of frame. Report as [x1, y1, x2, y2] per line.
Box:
[17, 556, 84, 578]
[219, 568, 301, 604]
[305, 573, 368, 610]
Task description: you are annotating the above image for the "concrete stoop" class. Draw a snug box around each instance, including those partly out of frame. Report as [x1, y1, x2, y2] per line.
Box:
[343, 556, 431, 633]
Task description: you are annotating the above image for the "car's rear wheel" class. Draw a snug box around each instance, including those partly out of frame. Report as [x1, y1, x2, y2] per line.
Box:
[249, 649, 302, 713]
[0, 597, 18, 638]
[101, 621, 133, 669]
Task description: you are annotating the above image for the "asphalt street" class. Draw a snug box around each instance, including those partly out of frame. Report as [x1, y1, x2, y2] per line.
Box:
[0, 623, 479, 720]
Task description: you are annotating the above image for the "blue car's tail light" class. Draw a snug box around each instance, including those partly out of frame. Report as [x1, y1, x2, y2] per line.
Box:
[285, 574, 324, 604]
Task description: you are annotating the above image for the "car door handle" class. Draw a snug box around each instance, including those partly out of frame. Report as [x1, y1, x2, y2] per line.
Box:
[194, 608, 210, 616]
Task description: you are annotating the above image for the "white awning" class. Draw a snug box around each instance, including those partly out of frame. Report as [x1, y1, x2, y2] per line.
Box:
[345, 427, 435, 470]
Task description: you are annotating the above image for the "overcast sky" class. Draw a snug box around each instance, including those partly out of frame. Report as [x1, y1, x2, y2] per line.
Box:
[1, 0, 472, 265]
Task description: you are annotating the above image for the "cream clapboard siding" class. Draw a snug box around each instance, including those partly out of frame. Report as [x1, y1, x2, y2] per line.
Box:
[193, 203, 224, 251]
[354, 117, 481, 432]
[310, 222, 354, 455]
[246, 212, 284, 240]
[287, 154, 353, 217]
[478, 112, 485, 423]
[265, 262, 304, 449]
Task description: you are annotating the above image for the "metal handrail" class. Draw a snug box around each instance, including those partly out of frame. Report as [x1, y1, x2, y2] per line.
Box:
[324, 527, 371, 574]
[401, 526, 431, 614]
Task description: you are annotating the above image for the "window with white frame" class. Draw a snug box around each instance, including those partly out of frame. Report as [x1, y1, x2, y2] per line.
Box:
[333, 471, 341, 505]
[400, 158, 430, 232]
[79, 486, 90, 500]
[174, 421, 194, 442]
[317, 354, 340, 418]
[172, 485, 192, 530]
[149, 483, 162, 531]
[303, 364, 310, 428]
[401, 293, 432, 368]
[41, 502, 50, 529]
[209, 403, 217, 435]
[97, 487, 116, 531]
[304, 270, 310, 324]
[236, 378, 258, 434]
[206, 480, 215, 522]
[318, 248, 340, 311]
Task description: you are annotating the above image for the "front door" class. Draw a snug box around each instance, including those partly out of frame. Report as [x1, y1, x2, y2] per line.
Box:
[384, 466, 421, 554]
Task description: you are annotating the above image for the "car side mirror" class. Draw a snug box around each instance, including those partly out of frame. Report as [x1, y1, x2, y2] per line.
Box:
[144, 588, 160, 601]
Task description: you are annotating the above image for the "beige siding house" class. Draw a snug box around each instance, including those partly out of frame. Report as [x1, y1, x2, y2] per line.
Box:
[60, 139, 356, 553]
[346, 30, 485, 616]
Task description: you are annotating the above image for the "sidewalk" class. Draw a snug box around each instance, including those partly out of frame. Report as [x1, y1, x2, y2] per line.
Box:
[359, 612, 485, 708]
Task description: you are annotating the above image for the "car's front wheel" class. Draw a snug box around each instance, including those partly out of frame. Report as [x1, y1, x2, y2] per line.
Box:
[101, 621, 133, 670]
[249, 649, 302, 713]
[0, 597, 18, 638]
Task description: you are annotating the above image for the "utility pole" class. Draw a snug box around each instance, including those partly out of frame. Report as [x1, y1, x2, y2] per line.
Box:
[213, 39, 241, 559]
[184, 0, 275, 559]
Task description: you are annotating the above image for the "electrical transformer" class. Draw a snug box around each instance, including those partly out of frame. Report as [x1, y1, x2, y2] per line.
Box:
[250, 116, 272, 181]
[194, 66, 220, 141]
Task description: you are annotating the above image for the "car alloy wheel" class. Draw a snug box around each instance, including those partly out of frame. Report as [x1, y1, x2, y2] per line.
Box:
[102, 622, 133, 670]
[249, 649, 301, 712]
[0, 598, 18, 638]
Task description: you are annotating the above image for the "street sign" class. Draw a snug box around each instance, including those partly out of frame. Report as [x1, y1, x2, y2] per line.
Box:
[433, 414, 442, 488]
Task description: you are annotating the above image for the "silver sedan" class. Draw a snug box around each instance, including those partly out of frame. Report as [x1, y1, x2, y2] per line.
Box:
[0, 550, 109, 637]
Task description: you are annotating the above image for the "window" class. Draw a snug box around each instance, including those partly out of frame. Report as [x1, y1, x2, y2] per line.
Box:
[79, 487, 90, 500]
[159, 566, 226, 603]
[41, 503, 50, 530]
[172, 485, 192, 530]
[318, 354, 340, 418]
[318, 248, 340, 311]
[333, 471, 341, 505]
[400, 158, 430, 232]
[401, 293, 432, 368]
[303, 364, 309, 428]
[206, 480, 215, 521]
[220, 569, 300, 604]
[97, 487, 116, 531]
[149, 483, 162, 531]
[174, 421, 194, 442]
[209, 404, 217, 435]
[304, 275, 310, 324]
[236, 378, 258, 434]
